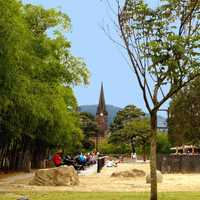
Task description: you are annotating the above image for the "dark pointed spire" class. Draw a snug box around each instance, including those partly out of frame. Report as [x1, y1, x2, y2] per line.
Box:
[96, 83, 107, 115]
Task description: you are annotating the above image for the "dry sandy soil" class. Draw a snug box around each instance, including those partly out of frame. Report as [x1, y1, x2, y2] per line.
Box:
[0, 162, 200, 192]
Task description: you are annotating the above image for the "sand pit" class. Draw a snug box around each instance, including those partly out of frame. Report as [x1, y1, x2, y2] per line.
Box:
[1, 162, 200, 192]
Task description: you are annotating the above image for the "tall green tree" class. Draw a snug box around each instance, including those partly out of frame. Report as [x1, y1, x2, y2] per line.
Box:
[79, 112, 99, 150]
[0, 0, 89, 170]
[110, 105, 144, 132]
[109, 105, 145, 152]
[169, 78, 200, 146]
[114, 0, 200, 199]
[122, 118, 151, 161]
[156, 132, 171, 155]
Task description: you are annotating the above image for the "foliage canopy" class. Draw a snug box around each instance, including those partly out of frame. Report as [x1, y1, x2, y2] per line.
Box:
[0, 0, 89, 170]
[169, 78, 200, 146]
[115, 0, 200, 199]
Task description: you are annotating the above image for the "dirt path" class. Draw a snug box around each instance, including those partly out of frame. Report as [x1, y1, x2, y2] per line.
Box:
[1, 162, 200, 192]
[0, 173, 34, 184]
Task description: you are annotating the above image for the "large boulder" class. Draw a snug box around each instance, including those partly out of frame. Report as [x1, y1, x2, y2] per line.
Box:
[29, 166, 79, 186]
[111, 169, 145, 178]
[146, 170, 163, 184]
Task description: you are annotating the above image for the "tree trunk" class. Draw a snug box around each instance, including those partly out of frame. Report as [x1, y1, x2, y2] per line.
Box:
[142, 144, 146, 162]
[23, 150, 31, 172]
[150, 111, 157, 200]
[96, 135, 99, 152]
[131, 138, 136, 153]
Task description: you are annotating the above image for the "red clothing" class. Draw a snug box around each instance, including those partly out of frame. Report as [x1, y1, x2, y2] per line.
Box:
[52, 153, 62, 167]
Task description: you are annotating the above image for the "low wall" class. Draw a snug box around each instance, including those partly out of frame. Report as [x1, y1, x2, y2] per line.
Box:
[157, 154, 200, 173]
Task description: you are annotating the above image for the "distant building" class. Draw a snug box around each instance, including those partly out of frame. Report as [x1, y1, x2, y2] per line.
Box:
[96, 83, 108, 137]
[95, 83, 108, 151]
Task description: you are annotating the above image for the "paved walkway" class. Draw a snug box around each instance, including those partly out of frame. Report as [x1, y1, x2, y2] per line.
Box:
[78, 164, 97, 176]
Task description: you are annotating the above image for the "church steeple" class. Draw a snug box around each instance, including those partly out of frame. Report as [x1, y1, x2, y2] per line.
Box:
[96, 83, 108, 115]
[96, 83, 108, 138]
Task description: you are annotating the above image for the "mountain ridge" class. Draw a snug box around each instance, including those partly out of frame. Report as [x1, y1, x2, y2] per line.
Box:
[79, 104, 121, 125]
[78, 105, 167, 130]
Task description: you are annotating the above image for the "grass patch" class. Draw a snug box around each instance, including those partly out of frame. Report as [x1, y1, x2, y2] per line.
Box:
[0, 192, 200, 200]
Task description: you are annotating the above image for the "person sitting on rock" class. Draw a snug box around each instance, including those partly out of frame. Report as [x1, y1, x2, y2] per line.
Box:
[79, 153, 86, 165]
[52, 150, 63, 167]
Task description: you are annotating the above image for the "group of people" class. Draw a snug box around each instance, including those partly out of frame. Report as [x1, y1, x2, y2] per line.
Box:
[52, 150, 97, 170]
[74, 152, 97, 165]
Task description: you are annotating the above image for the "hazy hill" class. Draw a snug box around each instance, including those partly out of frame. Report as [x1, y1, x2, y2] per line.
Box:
[79, 105, 167, 131]
[78, 105, 121, 125]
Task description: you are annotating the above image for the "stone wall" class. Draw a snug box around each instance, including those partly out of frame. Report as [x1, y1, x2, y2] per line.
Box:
[157, 154, 200, 173]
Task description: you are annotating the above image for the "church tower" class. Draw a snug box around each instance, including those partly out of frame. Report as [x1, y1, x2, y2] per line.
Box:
[96, 83, 108, 137]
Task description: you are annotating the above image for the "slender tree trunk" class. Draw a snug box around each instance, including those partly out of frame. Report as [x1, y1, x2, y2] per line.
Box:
[0, 147, 5, 168]
[1, 146, 8, 170]
[96, 135, 99, 152]
[13, 142, 19, 170]
[150, 110, 157, 200]
[131, 139, 136, 153]
[23, 149, 31, 172]
[142, 144, 146, 162]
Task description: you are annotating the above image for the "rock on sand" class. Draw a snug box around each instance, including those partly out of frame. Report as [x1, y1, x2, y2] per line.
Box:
[29, 166, 79, 186]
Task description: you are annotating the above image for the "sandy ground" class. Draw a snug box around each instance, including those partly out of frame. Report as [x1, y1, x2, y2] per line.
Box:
[1, 162, 200, 192]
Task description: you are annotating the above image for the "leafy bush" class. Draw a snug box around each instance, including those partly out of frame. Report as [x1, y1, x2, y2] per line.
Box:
[99, 139, 131, 154]
[157, 132, 171, 154]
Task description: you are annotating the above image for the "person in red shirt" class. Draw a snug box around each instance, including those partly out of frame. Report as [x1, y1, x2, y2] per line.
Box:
[52, 150, 63, 167]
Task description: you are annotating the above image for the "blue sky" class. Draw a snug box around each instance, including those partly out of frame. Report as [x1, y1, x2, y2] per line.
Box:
[22, 0, 161, 113]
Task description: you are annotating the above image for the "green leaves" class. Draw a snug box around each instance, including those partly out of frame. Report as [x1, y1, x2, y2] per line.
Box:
[79, 112, 98, 150]
[169, 78, 200, 146]
[110, 105, 144, 133]
[121, 118, 151, 151]
[109, 105, 150, 156]
[119, 0, 200, 107]
[157, 132, 171, 154]
[23, 4, 71, 36]
[109, 105, 145, 146]
[0, 0, 89, 160]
